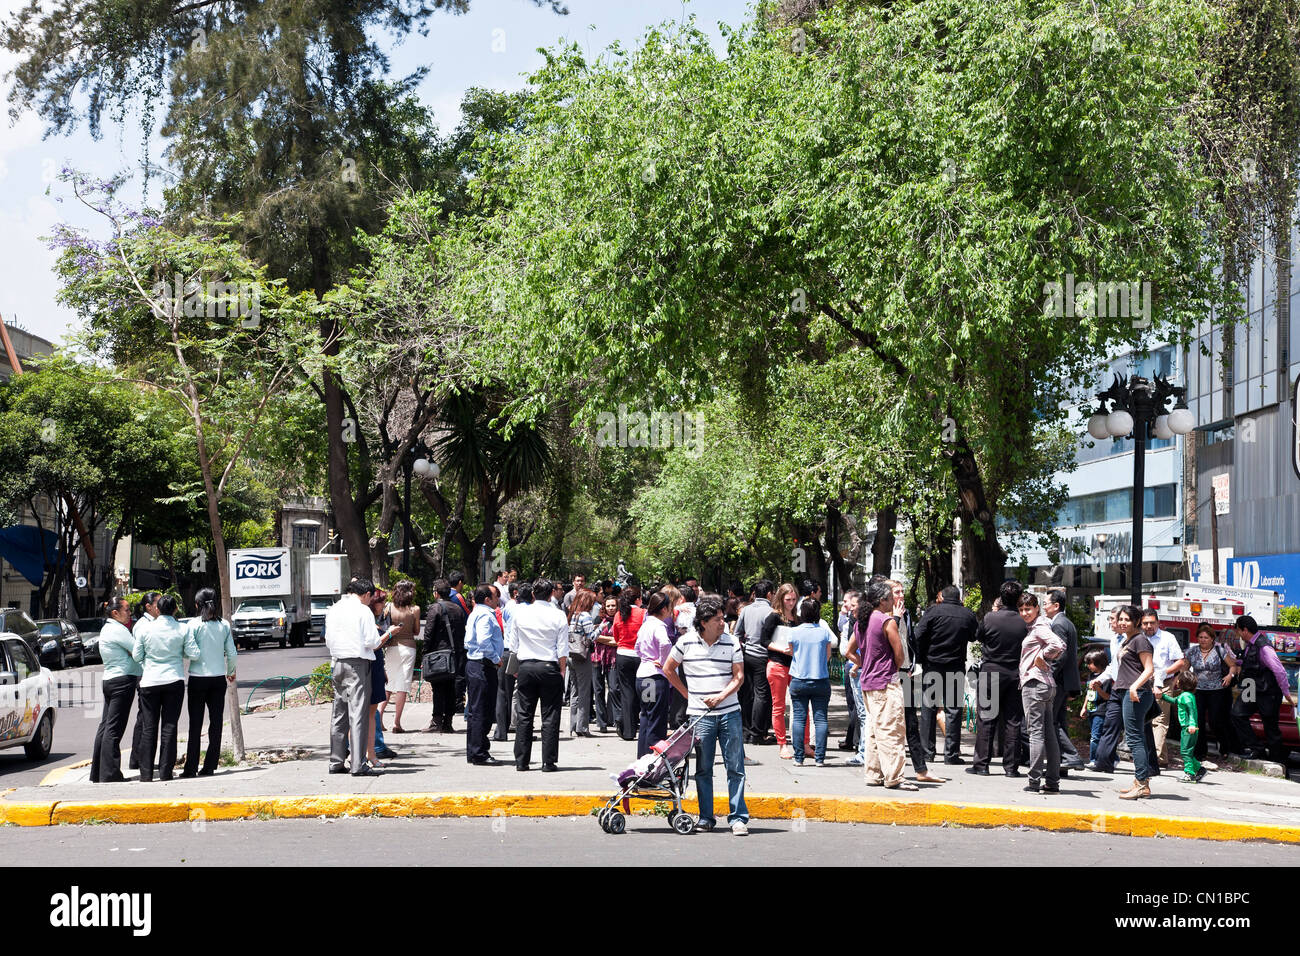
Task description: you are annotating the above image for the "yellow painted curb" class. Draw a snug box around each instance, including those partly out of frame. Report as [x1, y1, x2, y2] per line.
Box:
[38, 759, 92, 787]
[4, 790, 1299, 843]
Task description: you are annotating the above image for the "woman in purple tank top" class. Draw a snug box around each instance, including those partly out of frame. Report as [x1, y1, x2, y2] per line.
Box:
[846, 581, 915, 790]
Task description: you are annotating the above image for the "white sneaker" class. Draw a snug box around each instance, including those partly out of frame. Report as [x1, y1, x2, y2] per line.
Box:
[779, 745, 794, 759]
[731, 820, 749, 836]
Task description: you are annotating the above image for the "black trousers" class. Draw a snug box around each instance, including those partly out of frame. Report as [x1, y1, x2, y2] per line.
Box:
[900, 672, 928, 774]
[128, 683, 148, 770]
[183, 675, 228, 775]
[1231, 690, 1285, 761]
[668, 685, 687, 730]
[592, 661, 615, 731]
[1053, 685, 1081, 763]
[430, 675, 456, 730]
[1194, 689, 1233, 759]
[1094, 692, 1124, 770]
[637, 674, 671, 758]
[138, 680, 185, 781]
[514, 660, 563, 768]
[919, 665, 965, 761]
[972, 668, 1023, 772]
[494, 670, 515, 740]
[91, 675, 138, 783]
[466, 658, 499, 762]
[616, 654, 640, 741]
[744, 655, 772, 742]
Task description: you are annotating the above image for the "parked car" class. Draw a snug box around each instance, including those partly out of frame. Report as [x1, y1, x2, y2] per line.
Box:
[0, 609, 42, 664]
[232, 598, 291, 650]
[308, 598, 332, 642]
[74, 617, 109, 663]
[0, 631, 56, 760]
[33, 618, 85, 670]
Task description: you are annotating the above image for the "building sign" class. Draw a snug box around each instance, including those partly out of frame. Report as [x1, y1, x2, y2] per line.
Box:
[1230, 553, 1300, 606]
[1188, 547, 1233, 585]
[1212, 473, 1230, 516]
[1061, 531, 1132, 566]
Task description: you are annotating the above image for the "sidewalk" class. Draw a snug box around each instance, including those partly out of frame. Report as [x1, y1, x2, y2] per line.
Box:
[5, 693, 1299, 842]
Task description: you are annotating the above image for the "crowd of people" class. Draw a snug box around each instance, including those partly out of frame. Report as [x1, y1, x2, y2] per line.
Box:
[91, 565, 1294, 822]
[89, 589, 238, 783]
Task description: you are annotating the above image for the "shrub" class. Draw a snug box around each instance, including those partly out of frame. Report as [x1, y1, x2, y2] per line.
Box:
[1278, 606, 1300, 628]
[308, 661, 334, 702]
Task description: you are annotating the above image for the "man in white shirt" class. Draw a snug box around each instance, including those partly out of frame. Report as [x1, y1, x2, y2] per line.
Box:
[325, 578, 386, 776]
[505, 579, 569, 771]
[1141, 609, 1186, 773]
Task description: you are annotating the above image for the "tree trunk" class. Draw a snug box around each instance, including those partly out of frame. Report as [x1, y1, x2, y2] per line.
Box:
[824, 503, 852, 600]
[871, 507, 897, 577]
[948, 442, 1005, 611]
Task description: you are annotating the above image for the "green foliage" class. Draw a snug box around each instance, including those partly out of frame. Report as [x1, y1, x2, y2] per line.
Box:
[1066, 600, 1094, 638]
[308, 662, 335, 702]
[962, 585, 983, 617]
[1278, 606, 1300, 628]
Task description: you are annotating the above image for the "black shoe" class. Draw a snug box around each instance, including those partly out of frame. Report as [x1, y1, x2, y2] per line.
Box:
[965, 766, 990, 776]
[1043, 784, 1060, 794]
[492, 735, 508, 742]
[836, 740, 856, 752]
[469, 756, 501, 766]
[197, 769, 215, 777]
[1023, 782, 1041, 793]
[943, 756, 966, 765]
[1059, 769, 1070, 778]
[542, 763, 559, 773]
[328, 764, 348, 774]
[352, 764, 384, 777]
[103, 774, 127, 783]
[1004, 769, 1023, 778]
[516, 764, 529, 771]
[179, 771, 198, 779]
[376, 748, 398, 759]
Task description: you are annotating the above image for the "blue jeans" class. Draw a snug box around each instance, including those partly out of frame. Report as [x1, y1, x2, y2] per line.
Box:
[374, 716, 386, 752]
[849, 670, 867, 762]
[1087, 711, 1104, 762]
[789, 677, 831, 762]
[1121, 685, 1154, 784]
[693, 709, 748, 825]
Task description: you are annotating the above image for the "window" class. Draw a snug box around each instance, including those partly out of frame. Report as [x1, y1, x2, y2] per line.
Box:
[292, 525, 318, 551]
[3, 639, 35, 682]
[1059, 483, 1178, 525]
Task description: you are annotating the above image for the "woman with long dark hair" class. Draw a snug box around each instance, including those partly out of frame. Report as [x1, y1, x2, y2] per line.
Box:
[760, 583, 802, 759]
[132, 594, 187, 781]
[380, 581, 420, 733]
[1185, 623, 1238, 760]
[1113, 605, 1156, 800]
[181, 588, 237, 777]
[89, 597, 141, 783]
[634, 591, 675, 757]
[591, 596, 619, 733]
[613, 585, 645, 741]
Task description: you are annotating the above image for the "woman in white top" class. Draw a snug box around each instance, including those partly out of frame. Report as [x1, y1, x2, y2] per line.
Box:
[181, 588, 237, 778]
[132, 594, 188, 782]
[634, 592, 675, 758]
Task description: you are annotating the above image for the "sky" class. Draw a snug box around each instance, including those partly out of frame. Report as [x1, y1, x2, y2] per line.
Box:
[0, 0, 756, 347]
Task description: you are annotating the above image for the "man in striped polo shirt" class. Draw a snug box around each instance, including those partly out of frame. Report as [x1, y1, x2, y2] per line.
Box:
[664, 594, 748, 835]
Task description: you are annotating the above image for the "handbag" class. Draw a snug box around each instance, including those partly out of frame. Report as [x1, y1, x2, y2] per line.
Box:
[569, 614, 595, 660]
[422, 647, 455, 681]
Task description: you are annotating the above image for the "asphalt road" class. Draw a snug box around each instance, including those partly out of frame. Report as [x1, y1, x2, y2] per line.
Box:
[6, 816, 1296, 866]
[0, 641, 331, 787]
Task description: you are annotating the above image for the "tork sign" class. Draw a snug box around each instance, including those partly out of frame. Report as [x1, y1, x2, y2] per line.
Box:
[231, 551, 289, 594]
[1230, 554, 1300, 605]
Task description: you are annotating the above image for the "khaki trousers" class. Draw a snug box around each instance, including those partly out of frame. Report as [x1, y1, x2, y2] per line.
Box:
[1151, 681, 1176, 765]
[862, 681, 907, 787]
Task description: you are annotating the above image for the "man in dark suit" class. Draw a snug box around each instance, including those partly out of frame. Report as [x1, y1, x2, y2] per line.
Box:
[915, 585, 979, 764]
[1044, 589, 1086, 771]
[421, 578, 468, 732]
[966, 580, 1028, 777]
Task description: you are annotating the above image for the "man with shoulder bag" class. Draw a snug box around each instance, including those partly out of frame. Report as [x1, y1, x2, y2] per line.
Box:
[421, 578, 459, 733]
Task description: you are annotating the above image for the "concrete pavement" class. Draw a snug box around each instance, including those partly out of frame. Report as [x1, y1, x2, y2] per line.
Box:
[4, 691, 1299, 842]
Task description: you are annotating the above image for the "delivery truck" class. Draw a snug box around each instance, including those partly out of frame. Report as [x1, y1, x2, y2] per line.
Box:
[308, 554, 351, 642]
[228, 547, 312, 649]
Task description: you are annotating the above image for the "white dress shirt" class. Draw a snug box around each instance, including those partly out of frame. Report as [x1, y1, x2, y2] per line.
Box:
[324, 594, 383, 661]
[505, 600, 569, 663]
[1151, 628, 1184, 686]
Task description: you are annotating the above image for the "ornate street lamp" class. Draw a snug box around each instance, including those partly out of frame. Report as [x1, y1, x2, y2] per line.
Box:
[1087, 374, 1195, 604]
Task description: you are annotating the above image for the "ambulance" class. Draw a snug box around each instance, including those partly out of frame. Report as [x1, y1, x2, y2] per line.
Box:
[0, 630, 56, 761]
[1092, 581, 1279, 650]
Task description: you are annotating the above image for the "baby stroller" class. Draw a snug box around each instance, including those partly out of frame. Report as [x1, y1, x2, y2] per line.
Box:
[597, 712, 708, 835]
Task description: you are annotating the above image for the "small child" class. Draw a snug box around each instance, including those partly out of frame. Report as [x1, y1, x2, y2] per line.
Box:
[1163, 671, 1205, 783]
[1080, 649, 1111, 765]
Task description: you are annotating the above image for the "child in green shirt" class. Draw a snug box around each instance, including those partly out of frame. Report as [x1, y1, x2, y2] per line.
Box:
[1163, 671, 1205, 783]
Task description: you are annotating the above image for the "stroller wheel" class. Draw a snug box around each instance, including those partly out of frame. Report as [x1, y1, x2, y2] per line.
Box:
[607, 810, 626, 835]
[666, 809, 679, 828]
[671, 812, 696, 835]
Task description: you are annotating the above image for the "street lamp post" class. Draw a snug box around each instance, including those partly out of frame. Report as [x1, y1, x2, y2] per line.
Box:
[1096, 531, 1108, 596]
[1087, 374, 1196, 605]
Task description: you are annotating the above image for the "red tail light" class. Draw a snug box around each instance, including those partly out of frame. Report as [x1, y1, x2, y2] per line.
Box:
[1149, 600, 1161, 610]
[1232, 604, 1245, 615]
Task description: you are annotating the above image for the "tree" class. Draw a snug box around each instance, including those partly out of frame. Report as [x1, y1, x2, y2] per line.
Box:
[0, 356, 180, 616]
[440, 1, 1228, 605]
[3, 0, 568, 581]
